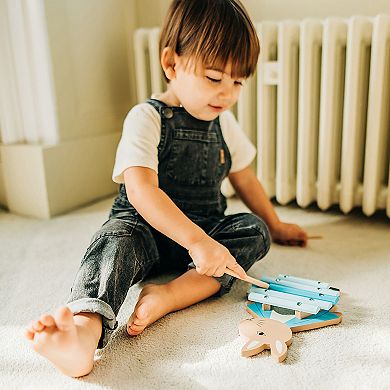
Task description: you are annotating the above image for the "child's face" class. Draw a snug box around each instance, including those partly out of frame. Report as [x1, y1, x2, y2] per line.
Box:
[169, 56, 244, 121]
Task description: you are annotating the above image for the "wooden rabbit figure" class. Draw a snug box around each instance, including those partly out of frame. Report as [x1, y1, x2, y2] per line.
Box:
[239, 317, 293, 362]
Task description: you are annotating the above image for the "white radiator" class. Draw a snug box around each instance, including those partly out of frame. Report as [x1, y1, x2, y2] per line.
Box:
[134, 15, 390, 217]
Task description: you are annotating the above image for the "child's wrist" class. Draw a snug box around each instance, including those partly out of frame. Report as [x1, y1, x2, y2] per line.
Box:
[267, 219, 282, 236]
[185, 230, 209, 251]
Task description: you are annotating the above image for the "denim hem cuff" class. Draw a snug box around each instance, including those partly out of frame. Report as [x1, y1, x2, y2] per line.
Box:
[66, 298, 117, 349]
[214, 274, 235, 296]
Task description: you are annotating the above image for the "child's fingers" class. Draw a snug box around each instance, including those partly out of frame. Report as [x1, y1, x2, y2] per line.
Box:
[213, 265, 226, 277]
[275, 238, 306, 247]
[227, 259, 246, 279]
[287, 239, 304, 246]
[294, 231, 308, 247]
[298, 240, 307, 247]
[274, 238, 288, 246]
[205, 266, 218, 277]
[196, 263, 216, 277]
[298, 229, 308, 243]
[195, 264, 206, 275]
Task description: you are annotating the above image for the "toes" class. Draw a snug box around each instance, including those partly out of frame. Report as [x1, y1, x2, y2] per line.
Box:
[129, 323, 145, 332]
[127, 307, 148, 336]
[27, 321, 36, 333]
[131, 319, 145, 327]
[127, 328, 142, 336]
[127, 312, 135, 325]
[131, 313, 148, 327]
[25, 314, 55, 340]
[128, 303, 148, 323]
[26, 320, 43, 335]
[135, 303, 148, 320]
[54, 306, 74, 332]
[127, 304, 149, 327]
[127, 322, 144, 336]
[40, 314, 55, 328]
[32, 320, 45, 332]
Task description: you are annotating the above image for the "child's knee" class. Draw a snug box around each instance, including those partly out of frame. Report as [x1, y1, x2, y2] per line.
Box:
[92, 218, 134, 243]
[244, 214, 271, 262]
[85, 218, 159, 274]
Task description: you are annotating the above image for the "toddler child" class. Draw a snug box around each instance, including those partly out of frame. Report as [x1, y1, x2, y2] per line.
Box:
[25, 0, 307, 377]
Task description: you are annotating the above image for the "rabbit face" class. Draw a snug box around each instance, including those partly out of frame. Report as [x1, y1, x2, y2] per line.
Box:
[239, 317, 292, 362]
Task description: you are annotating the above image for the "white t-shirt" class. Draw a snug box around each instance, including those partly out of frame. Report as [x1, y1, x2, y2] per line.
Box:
[112, 102, 256, 183]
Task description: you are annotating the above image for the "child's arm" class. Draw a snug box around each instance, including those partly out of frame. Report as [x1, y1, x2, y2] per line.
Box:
[124, 166, 247, 278]
[228, 166, 308, 247]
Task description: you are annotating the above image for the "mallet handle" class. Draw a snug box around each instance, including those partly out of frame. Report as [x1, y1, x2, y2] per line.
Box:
[225, 269, 269, 289]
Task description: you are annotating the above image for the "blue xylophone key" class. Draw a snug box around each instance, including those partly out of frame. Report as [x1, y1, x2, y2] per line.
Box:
[277, 274, 330, 289]
[261, 276, 340, 298]
[260, 278, 339, 305]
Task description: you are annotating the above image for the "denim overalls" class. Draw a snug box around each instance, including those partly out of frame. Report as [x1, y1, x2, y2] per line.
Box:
[67, 99, 271, 348]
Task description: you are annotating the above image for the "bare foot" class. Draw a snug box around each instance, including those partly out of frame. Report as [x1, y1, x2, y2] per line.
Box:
[127, 284, 176, 336]
[25, 307, 102, 377]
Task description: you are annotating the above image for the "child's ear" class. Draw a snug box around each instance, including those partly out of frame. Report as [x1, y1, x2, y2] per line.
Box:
[161, 47, 177, 81]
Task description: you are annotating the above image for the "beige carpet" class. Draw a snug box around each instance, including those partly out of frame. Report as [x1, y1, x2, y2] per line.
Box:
[1, 196, 389, 389]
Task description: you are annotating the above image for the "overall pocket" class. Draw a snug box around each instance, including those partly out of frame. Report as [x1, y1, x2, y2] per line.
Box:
[166, 128, 226, 186]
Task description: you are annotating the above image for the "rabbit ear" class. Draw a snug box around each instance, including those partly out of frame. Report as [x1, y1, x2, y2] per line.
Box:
[270, 339, 288, 363]
[241, 339, 267, 358]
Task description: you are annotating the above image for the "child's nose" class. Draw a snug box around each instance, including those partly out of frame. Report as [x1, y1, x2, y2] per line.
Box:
[218, 84, 235, 102]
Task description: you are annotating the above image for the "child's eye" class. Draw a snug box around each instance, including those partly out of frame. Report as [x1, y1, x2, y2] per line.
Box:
[235, 80, 243, 86]
[206, 76, 221, 83]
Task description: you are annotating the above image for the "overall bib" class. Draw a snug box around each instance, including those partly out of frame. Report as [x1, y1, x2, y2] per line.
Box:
[67, 99, 270, 347]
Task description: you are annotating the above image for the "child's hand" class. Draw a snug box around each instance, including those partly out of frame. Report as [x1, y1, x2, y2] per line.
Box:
[188, 235, 246, 278]
[270, 221, 308, 247]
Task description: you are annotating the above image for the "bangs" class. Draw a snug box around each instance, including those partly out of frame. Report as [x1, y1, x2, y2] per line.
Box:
[160, 0, 260, 79]
[190, 2, 259, 78]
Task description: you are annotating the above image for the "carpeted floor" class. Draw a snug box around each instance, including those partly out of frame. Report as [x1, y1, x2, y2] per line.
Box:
[0, 196, 389, 389]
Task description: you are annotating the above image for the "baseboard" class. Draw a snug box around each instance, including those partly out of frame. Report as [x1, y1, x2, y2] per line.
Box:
[0, 132, 121, 218]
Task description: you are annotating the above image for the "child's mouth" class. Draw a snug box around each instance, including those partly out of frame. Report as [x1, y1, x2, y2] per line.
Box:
[209, 104, 224, 112]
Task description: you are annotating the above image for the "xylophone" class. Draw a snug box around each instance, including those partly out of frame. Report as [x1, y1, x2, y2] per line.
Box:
[239, 274, 342, 362]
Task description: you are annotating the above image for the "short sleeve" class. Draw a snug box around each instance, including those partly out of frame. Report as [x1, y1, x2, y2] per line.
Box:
[219, 110, 257, 173]
[112, 103, 161, 183]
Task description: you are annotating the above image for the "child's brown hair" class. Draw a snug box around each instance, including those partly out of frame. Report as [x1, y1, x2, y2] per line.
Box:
[159, 0, 260, 80]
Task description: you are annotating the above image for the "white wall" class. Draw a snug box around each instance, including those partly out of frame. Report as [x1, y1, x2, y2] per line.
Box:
[135, 0, 313, 28]
[0, 0, 138, 216]
[136, 0, 390, 27]
[135, 0, 170, 28]
[244, 0, 390, 20]
[43, 0, 136, 142]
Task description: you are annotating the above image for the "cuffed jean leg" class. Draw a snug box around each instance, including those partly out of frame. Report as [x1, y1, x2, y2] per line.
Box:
[67, 216, 160, 348]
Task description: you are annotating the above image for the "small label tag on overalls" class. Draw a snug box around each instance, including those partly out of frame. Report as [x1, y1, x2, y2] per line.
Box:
[220, 149, 225, 164]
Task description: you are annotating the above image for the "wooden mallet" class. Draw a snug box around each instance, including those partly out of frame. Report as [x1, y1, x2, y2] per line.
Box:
[225, 268, 269, 289]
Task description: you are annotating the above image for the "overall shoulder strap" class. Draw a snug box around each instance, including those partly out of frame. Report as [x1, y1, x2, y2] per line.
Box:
[146, 98, 168, 112]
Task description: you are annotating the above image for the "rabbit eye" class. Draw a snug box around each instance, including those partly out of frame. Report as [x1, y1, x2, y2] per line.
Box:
[257, 331, 265, 336]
